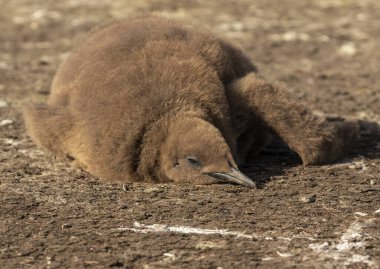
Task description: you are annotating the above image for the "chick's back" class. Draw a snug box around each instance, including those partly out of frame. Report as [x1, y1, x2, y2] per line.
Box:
[26, 16, 255, 181]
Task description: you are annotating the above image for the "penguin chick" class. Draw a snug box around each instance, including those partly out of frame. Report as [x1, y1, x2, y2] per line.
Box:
[23, 15, 357, 187]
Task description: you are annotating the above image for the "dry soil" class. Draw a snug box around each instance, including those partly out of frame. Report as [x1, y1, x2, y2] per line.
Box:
[0, 0, 379, 268]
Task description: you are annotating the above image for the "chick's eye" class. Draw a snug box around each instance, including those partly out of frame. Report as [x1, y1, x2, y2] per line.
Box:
[186, 156, 202, 168]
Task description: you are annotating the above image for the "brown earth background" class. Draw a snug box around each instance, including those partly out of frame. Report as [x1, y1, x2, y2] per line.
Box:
[1, 0, 380, 268]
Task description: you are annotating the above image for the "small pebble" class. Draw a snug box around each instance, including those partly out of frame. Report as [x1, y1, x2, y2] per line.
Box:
[299, 194, 316, 203]
[0, 100, 7, 108]
[309, 241, 330, 251]
[122, 184, 129, 191]
[2, 138, 20, 146]
[38, 56, 51, 65]
[0, 119, 13, 126]
[163, 253, 176, 258]
[262, 257, 274, 261]
[338, 42, 357, 56]
[348, 160, 368, 171]
[354, 212, 368, 217]
[61, 223, 72, 229]
[276, 251, 294, 258]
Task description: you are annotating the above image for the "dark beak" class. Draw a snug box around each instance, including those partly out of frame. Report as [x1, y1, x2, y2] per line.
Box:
[207, 168, 256, 188]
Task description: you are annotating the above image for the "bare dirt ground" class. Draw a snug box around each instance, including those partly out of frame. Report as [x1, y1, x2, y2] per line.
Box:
[1, 0, 380, 268]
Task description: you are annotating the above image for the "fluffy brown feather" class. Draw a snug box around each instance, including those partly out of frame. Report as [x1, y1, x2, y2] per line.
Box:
[23, 15, 357, 187]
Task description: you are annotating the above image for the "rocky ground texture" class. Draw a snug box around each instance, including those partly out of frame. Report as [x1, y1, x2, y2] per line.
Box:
[0, 0, 379, 268]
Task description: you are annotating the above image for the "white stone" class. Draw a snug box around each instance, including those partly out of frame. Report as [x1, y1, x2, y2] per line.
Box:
[31, 9, 47, 20]
[282, 31, 297, 41]
[0, 119, 13, 126]
[338, 43, 357, 56]
[262, 257, 274, 261]
[276, 251, 293, 258]
[0, 100, 7, 107]
[2, 138, 20, 146]
[354, 212, 368, 217]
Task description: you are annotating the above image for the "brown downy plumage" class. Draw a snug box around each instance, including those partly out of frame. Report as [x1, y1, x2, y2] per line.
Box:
[23, 15, 358, 188]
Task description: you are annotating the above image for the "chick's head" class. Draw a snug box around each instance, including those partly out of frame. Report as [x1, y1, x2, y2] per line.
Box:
[160, 117, 256, 187]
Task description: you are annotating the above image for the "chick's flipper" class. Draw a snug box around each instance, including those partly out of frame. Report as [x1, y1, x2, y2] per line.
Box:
[228, 73, 358, 165]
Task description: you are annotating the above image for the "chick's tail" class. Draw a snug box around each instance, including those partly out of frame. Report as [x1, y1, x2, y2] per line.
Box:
[23, 104, 73, 156]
